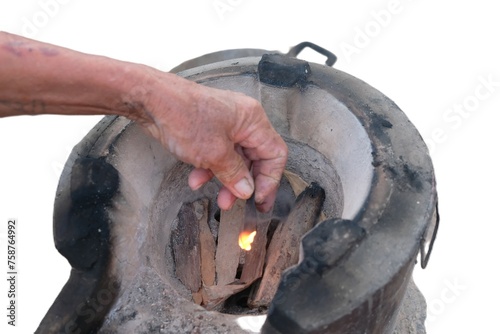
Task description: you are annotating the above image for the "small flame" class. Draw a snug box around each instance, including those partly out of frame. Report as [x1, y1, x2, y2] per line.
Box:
[239, 230, 257, 251]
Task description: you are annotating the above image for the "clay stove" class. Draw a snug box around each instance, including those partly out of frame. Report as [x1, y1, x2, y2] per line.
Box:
[36, 43, 438, 334]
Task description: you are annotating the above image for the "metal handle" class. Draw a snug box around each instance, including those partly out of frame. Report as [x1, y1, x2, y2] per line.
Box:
[287, 42, 337, 67]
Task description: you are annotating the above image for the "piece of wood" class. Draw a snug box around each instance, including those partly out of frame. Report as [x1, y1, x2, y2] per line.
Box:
[208, 200, 220, 240]
[171, 202, 201, 294]
[194, 199, 216, 287]
[215, 199, 245, 286]
[284, 170, 327, 221]
[248, 182, 325, 308]
[192, 290, 203, 305]
[283, 170, 308, 196]
[240, 214, 272, 285]
[201, 282, 251, 310]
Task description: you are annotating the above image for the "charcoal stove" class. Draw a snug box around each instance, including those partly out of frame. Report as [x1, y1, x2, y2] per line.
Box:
[37, 42, 438, 334]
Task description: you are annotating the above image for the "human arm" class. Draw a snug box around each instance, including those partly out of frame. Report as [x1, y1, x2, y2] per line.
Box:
[0, 31, 288, 212]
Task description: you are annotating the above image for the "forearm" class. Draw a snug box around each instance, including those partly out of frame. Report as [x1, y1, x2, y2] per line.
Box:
[0, 31, 288, 211]
[0, 31, 164, 121]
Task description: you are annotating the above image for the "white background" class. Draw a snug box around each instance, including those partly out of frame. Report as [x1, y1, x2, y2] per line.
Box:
[0, 0, 499, 333]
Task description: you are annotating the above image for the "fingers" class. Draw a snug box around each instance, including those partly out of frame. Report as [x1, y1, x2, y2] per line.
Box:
[192, 110, 287, 212]
[212, 138, 287, 212]
[251, 140, 288, 212]
[253, 173, 281, 213]
[234, 113, 288, 212]
[210, 145, 254, 200]
[189, 167, 239, 210]
[217, 186, 238, 211]
[188, 168, 213, 190]
[188, 168, 245, 211]
[188, 167, 245, 211]
[188, 146, 254, 211]
[188, 159, 286, 213]
[160, 82, 288, 213]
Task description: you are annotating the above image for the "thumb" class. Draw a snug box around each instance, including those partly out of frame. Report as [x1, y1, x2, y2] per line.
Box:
[211, 148, 254, 200]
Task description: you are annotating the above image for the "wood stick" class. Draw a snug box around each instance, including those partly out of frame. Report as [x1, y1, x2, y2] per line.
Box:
[284, 170, 327, 221]
[215, 199, 245, 285]
[195, 199, 216, 287]
[208, 200, 220, 240]
[283, 170, 308, 196]
[248, 182, 325, 308]
[201, 281, 251, 310]
[240, 214, 271, 285]
[171, 202, 201, 294]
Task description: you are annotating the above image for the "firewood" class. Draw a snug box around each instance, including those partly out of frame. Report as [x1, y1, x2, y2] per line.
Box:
[283, 170, 308, 195]
[208, 201, 220, 240]
[192, 290, 203, 305]
[240, 213, 272, 285]
[194, 199, 216, 287]
[215, 199, 245, 285]
[248, 182, 325, 308]
[171, 202, 201, 294]
[284, 170, 326, 221]
[201, 281, 251, 310]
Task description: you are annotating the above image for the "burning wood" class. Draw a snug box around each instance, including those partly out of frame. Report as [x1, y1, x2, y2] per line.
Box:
[240, 220, 271, 285]
[238, 193, 258, 251]
[171, 177, 326, 313]
[248, 182, 325, 308]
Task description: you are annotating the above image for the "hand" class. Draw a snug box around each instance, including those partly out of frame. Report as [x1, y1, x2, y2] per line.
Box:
[139, 73, 288, 212]
[0, 31, 287, 212]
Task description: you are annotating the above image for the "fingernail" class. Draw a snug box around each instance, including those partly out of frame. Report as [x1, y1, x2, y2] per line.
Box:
[192, 182, 204, 191]
[234, 178, 254, 198]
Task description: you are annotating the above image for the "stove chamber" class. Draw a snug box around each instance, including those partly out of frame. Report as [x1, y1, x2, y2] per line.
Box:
[37, 42, 438, 334]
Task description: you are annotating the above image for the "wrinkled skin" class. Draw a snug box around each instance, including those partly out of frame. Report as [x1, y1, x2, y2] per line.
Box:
[141, 75, 287, 211]
[0, 31, 288, 212]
